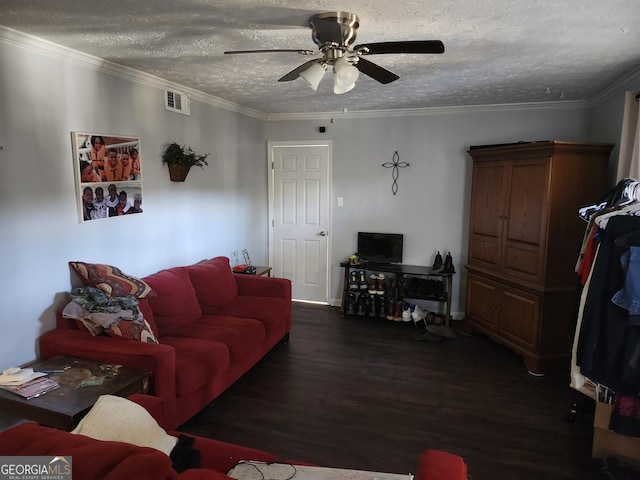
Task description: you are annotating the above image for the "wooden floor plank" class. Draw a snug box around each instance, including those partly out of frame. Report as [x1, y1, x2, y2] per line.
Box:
[179, 302, 602, 480]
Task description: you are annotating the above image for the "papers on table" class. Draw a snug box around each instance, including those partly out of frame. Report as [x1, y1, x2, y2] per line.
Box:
[0, 367, 47, 385]
[0, 367, 60, 400]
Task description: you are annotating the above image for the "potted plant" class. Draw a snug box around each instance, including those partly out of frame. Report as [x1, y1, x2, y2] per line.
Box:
[162, 142, 210, 182]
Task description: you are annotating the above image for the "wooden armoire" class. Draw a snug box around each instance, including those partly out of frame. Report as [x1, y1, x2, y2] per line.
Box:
[464, 141, 613, 374]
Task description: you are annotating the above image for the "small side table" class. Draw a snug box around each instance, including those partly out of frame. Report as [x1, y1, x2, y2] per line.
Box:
[234, 266, 272, 277]
[253, 266, 272, 277]
[0, 355, 150, 430]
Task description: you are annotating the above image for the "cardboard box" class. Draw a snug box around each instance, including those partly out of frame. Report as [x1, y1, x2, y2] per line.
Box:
[592, 401, 640, 461]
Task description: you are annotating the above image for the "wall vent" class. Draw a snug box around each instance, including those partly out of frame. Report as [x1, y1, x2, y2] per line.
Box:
[165, 88, 190, 116]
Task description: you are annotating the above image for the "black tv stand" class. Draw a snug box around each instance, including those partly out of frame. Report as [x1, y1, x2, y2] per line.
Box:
[339, 261, 454, 326]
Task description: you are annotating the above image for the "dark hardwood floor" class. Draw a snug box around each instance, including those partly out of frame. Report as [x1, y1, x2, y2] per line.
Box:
[179, 302, 603, 480]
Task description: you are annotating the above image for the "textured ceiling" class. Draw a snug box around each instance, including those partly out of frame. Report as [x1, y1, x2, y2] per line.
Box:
[1, 0, 639, 115]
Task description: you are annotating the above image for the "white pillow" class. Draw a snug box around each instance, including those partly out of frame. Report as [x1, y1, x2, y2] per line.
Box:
[71, 395, 178, 456]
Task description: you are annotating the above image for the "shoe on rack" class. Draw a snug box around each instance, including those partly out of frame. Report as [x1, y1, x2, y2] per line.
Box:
[367, 294, 378, 318]
[432, 251, 444, 272]
[385, 276, 398, 298]
[358, 270, 368, 289]
[416, 278, 429, 298]
[393, 299, 404, 322]
[356, 293, 367, 316]
[349, 271, 359, 290]
[377, 295, 387, 319]
[412, 305, 427, 326]
[425, 311, 436, 325]
[376, 273, 386, 295]
[398, 277, 412, 298]
[345, 291, 357, 315]
[386, 296, 396, 321]
[368, 274, 378, 294]
[443, 252, 456, 274]
[432, 279, 445, 298]
[402, 302, 415, 322]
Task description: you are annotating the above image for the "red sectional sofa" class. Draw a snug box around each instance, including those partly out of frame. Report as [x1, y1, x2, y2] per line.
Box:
[38, 257, 292, 430]
[0, 422, 467, 480]
[0, 393, 467, 480]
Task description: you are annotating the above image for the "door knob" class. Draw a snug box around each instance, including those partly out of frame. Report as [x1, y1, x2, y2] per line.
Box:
[318, 231, 327, 236]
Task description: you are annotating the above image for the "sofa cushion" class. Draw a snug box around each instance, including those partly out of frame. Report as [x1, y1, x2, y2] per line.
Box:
[138, 296, 160, 338]
[143, 267, 202, 335]
[0, 423, 176, 480]
[187, 257, 238, 307]
[202, 296, 290, 338]
[169, 315, 266, 362]
[70, 261, 153, 298]
[106, 318, 159, 344]
[160, 336, 230, 395]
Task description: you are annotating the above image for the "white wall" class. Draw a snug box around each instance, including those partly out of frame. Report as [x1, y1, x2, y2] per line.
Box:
[0, 32, 268, 375]
[267, 104, 605, 314]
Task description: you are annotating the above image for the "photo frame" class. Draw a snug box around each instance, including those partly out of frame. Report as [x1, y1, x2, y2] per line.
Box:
[71, 132, 144, 222]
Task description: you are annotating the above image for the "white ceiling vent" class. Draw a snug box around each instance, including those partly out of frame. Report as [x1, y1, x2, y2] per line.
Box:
[165, 88, 190, 116]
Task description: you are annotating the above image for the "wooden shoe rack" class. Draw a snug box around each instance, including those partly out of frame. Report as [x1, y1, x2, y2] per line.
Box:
[339, 261, 454, 327]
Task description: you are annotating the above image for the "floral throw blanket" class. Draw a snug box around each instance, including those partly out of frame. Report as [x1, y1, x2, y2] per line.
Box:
[63, 287, 158, 343]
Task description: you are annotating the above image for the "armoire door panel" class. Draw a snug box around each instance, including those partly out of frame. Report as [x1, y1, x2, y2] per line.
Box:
[501, 160, 549, 280]
[502, 245, 542, 279]
[504, 161, 548, 246]
[470, 239, 499, 266]
[469, 162, 504, 267]
[466, 274, 498, 329]
[498, 286, 540, 350]
[471, 163, 504, 237]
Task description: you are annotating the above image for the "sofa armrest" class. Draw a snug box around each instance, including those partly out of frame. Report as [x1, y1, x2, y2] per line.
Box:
[127, 394, 165, 426]
[415, 450, 467, 480]
[234, 274, 291, 300]
[39, 329, 179, 428]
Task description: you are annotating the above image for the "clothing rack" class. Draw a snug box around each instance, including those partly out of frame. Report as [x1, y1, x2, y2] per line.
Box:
[571, 178, 640, 400]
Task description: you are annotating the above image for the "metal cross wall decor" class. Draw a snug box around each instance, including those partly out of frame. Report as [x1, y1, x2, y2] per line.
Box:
[382, 151, 410, 195]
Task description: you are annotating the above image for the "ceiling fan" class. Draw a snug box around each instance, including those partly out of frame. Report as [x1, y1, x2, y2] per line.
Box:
[224, 11, 444, 94]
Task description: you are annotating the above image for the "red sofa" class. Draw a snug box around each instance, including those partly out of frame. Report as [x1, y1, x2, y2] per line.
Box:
[0, 393, 466, 480]
[0, 422, 466, 480]
[38, 257, 292, 430]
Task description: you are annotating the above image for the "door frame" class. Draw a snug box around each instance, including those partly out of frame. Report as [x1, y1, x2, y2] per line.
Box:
[267, 140, 333, 304]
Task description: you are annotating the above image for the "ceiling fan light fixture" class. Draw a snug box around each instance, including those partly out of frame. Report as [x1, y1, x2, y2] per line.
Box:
[333, 78, 356, 94]
[333, 57, 359, 94]
[299, 62, 326, 91]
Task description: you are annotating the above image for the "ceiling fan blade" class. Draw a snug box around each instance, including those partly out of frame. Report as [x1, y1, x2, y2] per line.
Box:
[355, 57, 399, 84]
[224, 49, 315, 55]
[278, 59, 322, 82]
[355, 40, 445, 55]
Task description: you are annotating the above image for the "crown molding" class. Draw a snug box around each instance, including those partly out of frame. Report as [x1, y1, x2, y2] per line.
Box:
[265, 100, 587, 122]
[586, 65, 640, 107]
[0, 25, 267, 121]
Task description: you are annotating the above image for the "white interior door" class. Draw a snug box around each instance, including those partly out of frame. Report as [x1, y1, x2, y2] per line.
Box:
[269, 141, 331, 303]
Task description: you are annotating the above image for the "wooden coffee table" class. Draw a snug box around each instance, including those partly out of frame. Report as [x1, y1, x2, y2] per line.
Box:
[0, 355, 150, 430]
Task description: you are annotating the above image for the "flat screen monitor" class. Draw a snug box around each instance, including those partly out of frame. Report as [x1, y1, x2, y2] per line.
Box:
[357, 232, 403, 264]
